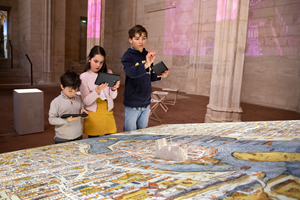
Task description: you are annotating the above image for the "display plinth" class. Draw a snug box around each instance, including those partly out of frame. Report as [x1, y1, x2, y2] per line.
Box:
[13, 89, 44, 135]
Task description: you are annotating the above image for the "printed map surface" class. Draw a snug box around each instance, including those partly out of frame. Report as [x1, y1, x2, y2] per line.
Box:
[0, 120, 300, 199]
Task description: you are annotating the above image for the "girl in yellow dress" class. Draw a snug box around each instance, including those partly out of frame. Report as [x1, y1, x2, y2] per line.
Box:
[80, 46, 120, 137]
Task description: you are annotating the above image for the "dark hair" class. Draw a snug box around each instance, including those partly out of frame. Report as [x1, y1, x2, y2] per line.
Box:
[60, 71, 81, 90]
[128, 25, 148, 39]
[84, 45, 108, 73]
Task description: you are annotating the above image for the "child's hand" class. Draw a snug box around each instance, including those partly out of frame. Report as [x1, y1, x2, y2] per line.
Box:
[81, 109, 88, 114]
[157, 69, 169, 78]
[81, 109, 89, 118]
[111, 80, 120, 90]
[145, 48, 156, 69]
[95, 83, 108, 94]
[67, 116, 81, 122]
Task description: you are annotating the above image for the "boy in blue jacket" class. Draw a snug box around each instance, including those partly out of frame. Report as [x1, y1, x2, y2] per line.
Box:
[121, 25, 169, 131]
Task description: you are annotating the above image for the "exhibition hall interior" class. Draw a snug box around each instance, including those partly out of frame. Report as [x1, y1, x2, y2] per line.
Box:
[0, 0, 300, 199]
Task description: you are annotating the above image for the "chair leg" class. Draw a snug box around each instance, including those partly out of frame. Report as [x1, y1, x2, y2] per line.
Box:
[152, 94, 168, 112]
[163, 89, 179, 105]
[149, 100, 161, 122]
[149, 111, 161, 122]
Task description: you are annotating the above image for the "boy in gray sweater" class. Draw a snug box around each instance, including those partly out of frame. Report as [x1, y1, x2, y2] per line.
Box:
[49, 71, 88, 144]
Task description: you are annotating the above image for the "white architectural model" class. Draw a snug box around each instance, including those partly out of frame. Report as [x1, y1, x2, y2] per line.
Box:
[155, 138, 188, 161]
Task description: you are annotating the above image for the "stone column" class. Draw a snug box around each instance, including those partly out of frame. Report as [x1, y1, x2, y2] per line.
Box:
[205, 0, 249, 123]
[41, 0, 54, 83]
[87, 0, 105, 54]
[186, 0, 203, 94]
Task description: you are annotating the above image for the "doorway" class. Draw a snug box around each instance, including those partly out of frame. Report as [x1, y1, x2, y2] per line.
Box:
[79, 16, 87, 62]
[0, 10, 8, 58]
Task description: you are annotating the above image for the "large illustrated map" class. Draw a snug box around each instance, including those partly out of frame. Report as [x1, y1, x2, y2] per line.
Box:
[0, 120, 300, 199]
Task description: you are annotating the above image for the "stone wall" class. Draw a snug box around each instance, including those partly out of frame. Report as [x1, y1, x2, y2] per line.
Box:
[104, 0, 133, 81]
[65, 0, 87, 72]
[105, 0, 300, 112]
[241, 0, 300, 112]
[18, 0, 32, 77]
[51, 0, 66, 81]
[105, 0, 217, 93]
[16, 0, 66, 83]
[29, 0, 43, 82]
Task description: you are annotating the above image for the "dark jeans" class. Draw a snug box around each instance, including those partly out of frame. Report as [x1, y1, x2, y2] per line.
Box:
[54, 135, 83, 144]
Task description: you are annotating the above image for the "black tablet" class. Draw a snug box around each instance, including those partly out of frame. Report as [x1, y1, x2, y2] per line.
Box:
[152, 61, 168, 75]
[61, 113, 89, 118]
[94, 72, 120, 87]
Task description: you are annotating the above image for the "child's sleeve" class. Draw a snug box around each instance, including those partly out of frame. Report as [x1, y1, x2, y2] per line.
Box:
[48, 100, 68, 125]
[80, 98, 85, 110]
[121, 54, 147, 78]
[109, 88, 118, 99]
[80, 74, 100, 106]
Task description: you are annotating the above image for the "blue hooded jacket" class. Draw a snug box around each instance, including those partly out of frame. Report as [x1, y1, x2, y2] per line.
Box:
[121, 48, 160, 108]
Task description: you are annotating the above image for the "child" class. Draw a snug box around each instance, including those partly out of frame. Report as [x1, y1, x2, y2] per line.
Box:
[80, 45, 120, 137]
[49, 71, 88, 144]
[121, 24, 169, 132]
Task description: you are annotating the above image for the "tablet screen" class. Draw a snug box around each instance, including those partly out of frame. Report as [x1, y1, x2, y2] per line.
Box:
[152, 61, 168, 75]
[94, 72, 120, 87]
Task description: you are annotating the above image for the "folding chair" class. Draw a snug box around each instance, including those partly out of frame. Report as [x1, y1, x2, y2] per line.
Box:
[149, 99, 161, 122]
[152, 91, 169, 112]
[162, 88, 179, 105]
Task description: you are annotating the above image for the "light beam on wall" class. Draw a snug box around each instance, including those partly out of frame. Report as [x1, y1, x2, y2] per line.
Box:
[163, 0, 194, 55]
[246, 1, 293, 56]
[216, 0, 237, 22]
[87, 0, 101, 39]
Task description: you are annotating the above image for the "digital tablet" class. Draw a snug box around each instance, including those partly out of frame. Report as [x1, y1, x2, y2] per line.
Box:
[152, 61, 168, 75]
[94, 72, 120, 87]
[61, 113, 89, 118]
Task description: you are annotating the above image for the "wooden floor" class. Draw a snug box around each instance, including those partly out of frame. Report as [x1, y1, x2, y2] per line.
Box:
[0, 84, 299, 154]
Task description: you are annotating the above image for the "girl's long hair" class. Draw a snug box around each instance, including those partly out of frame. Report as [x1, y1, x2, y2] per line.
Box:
[84, 46, 108, 73]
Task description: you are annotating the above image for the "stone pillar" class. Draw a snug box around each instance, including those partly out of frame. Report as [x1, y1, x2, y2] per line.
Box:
[186, 0, 203, 94]
[41, 0, 54, 83]
[87, 0, 105, 53]
[205, 0, 249, 123]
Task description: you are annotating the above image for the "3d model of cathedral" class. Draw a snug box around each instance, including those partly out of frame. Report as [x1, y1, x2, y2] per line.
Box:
[155, 138, 188, 161]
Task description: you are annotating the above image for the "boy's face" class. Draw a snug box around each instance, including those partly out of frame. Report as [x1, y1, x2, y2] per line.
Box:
[61, 85, 78, 99]
[89, 54, 105, 73]
[129, 32, 147, 53]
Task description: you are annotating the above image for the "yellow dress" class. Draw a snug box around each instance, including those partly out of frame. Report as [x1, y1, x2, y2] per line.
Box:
[83, 98, 117, 136]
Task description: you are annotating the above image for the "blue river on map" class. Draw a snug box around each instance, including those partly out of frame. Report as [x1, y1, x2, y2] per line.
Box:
[79, 134, 300, 182]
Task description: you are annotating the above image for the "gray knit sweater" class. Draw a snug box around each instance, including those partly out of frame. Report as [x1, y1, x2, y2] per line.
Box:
[49, 91, 84, 140]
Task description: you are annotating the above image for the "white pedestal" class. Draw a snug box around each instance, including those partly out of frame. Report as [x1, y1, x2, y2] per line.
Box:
[13, 89, 44, 135]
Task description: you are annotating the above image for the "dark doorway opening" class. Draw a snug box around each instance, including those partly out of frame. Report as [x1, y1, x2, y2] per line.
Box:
[79, 16, 87, 62]
[0, 10, 8, 58]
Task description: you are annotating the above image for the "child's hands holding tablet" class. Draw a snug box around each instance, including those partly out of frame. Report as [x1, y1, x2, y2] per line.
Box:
[95, 83, 109, 94]
[157, 69, 169, 78]
[111, 80, 120, 91]
[61, 109, 89, 122]
[152, 61, 169, 78]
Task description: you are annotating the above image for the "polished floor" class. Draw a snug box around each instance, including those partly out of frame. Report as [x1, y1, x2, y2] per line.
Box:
[0, 84, 299, 154]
